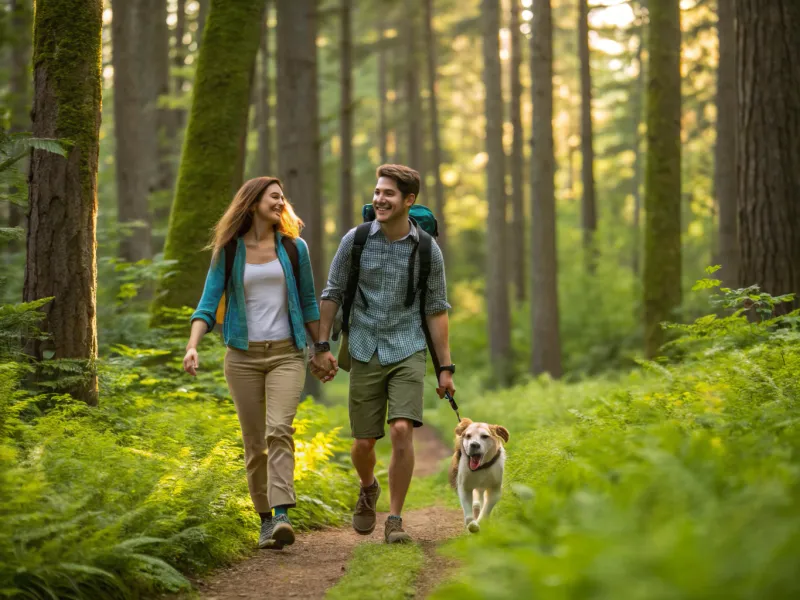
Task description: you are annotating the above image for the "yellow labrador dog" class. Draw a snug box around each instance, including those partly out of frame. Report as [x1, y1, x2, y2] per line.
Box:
[449, 418, 509, 533]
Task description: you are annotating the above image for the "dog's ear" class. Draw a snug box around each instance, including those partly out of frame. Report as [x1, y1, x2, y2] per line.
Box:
[454, 418, 473, 437]
[491, 425, 510, 444]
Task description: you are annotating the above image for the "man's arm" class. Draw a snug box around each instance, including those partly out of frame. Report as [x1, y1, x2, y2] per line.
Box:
[424, 241, 454, 397]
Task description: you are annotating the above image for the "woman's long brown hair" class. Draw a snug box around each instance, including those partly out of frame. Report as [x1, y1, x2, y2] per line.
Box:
[208, 177, 303, 260]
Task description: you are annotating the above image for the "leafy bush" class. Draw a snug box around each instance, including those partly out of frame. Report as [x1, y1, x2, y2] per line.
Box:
[0, 316, 355, 599]
[429, 283, 800, 600]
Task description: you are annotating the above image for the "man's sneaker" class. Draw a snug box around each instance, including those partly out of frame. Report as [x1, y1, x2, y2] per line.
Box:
[258, 518, 279, 549]
[384, 516, 412, 544]
[352, 479, 381, 535]
[271, 514, 295, 547]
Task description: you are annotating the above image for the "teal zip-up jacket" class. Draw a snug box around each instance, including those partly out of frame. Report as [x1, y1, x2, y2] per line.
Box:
[190, 233, 320, 350]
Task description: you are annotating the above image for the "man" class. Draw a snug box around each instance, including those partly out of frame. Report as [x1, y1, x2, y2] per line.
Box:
[310, 164, 456, 544]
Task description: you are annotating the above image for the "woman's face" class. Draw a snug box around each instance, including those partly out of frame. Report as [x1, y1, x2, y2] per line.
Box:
[254, 183, 285, 225]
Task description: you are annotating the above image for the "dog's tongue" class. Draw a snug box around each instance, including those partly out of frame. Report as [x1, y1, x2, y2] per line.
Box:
[469, 455, 481, 470]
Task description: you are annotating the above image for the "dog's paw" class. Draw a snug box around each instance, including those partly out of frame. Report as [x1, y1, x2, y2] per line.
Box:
[467, 520, 480, 534]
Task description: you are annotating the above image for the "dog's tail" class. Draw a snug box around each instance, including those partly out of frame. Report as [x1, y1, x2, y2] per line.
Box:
[449, 449, 461, 489]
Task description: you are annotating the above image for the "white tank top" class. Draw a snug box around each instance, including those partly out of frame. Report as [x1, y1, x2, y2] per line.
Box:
[243, 260, 292, 342]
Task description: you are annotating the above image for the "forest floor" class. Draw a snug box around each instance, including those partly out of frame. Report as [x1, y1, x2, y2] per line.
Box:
[186, 425, 463, 600]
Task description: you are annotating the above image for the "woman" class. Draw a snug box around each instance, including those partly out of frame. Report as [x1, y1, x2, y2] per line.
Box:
[183, 177, 327, 550]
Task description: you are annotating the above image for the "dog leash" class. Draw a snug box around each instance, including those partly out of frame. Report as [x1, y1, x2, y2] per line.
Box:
[444, 390, 461, 422]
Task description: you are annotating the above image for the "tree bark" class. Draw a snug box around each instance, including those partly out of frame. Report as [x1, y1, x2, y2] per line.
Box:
[146, 0, 173, 202]
[405, 0, 424, 188]
[482, 0, 512, 386]
[392, 53, 405, 164]
[736, 0, 800, 310]
[424, 0, 446, 255]
[277, 0, 321, 399]
[509, 0, 525, 300]
[339, 0, 353, 236]
[171, 0, 187, 133]
[631, 10, 645, 276]
[7, 0, 33, 253]
[256, 3, 273, 176]
[715, 0, 737, 287]
[643, 0, 681, 358]
[112, 0, 152, 262]
[377, 16, 388, 165]
[152, 0, 263, 314]
[530, 0, 562, 378]
[25, 0, 102, 404]
[578, 0, 597, 272]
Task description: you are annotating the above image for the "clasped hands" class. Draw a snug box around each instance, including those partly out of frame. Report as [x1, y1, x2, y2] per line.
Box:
[310, 351, 338, 383]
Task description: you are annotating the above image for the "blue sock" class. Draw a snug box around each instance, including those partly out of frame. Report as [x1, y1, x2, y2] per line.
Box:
[388, 514, 402, 521]
[273, 505, 289, 517]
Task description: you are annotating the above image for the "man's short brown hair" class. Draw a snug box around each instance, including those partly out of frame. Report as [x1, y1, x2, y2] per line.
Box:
[376, 164, 420, 199]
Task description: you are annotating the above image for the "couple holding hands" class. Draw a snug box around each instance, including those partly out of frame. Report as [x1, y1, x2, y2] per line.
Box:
[183, 164, 455, 549]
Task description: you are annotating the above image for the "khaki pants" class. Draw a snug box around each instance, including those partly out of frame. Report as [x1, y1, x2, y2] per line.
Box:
[224, 339, 305, 512]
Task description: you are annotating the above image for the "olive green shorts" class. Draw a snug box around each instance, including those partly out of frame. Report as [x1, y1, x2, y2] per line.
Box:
[349, 351, 426, 439]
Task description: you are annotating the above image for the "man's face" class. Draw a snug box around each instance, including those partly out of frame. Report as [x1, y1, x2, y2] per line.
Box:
[372, 176, 414, 224]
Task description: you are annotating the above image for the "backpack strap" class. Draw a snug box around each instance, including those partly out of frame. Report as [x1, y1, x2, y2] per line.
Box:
[342, 223, 372, 334]
[280, 236, 301, 292]
[415, 231, 442, 376]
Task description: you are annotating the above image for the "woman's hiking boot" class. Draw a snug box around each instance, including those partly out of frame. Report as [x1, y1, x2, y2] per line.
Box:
[271, 514, 295, 547]
[352, 479, 381, 534]
[384, 515, 412, 544]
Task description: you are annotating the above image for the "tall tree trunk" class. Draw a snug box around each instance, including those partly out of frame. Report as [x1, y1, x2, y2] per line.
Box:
[530, 0, 562, 378]
[392, 55, 405, 164]
[112, 0, 152, 262]
[424, 0, 446, 255]
[643, 0, 681, 358]
[578, 0, 597, 272]
[405, 0, 424, 188]
[171, 0, 187, 133]
[7, 0, 33, 253]
[152, 0, 263, 315]
[339, 0, 353, 236]
[482, 0, 512, 386]
[25, 0, 102, 405]
[276, 0, 321, 398]
[257, 4, 273, 176]
[146, 0, 173, 214]
[736, 0, 800, 310]
[715, 0, 737, 287]
[509, 0, 525, 300]
[631, 11, 645, 276]
[377, 17, 388, 165]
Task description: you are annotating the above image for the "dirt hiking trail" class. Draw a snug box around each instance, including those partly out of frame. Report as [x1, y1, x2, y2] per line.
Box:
[195, 425, 462, 600]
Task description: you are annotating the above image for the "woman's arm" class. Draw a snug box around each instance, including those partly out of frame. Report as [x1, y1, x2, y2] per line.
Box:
[190, 248, 228, 332]
[295, 238, 321, 324]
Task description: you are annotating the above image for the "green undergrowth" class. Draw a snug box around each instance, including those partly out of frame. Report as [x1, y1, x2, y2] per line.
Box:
[429, 282, 800, 599]
[326, 542, 424, 600]
[0, 316, 355, 599]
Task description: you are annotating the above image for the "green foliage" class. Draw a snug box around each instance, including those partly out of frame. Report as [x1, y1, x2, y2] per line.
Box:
[427, 291, 800, 600]
[0, 315, 355, 599]
[326, 543, 424, 600]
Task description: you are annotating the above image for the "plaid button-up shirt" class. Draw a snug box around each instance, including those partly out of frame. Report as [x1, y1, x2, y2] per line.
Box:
[321, 220, 450, 366]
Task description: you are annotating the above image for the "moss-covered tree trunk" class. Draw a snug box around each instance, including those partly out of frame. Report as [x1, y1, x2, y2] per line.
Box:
[6, 0, 32, 254]
[736, 0, 800, 310]
[643, 0, 681, 358]
[530, 0, 562, 379]
[152, 0, 263, 315]
[715, 0, 737, 287]
[424, 0, 446, 256]
[339, 0, 354, 236]
[482, 0, 511, 386]
[24, 0, 102, 405]
[578, 0, 597, 272]
[509, 0, 525, 301]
